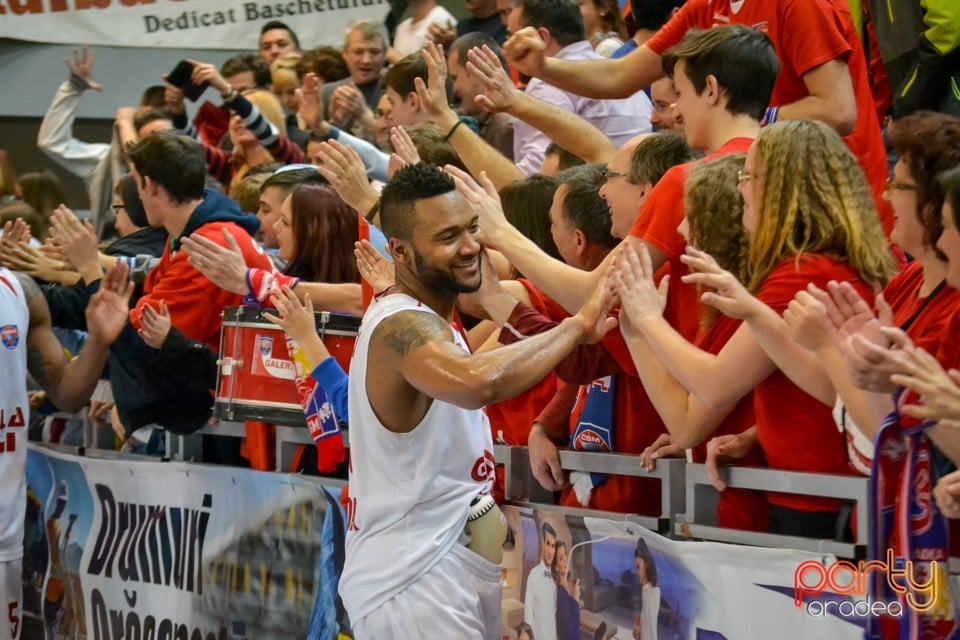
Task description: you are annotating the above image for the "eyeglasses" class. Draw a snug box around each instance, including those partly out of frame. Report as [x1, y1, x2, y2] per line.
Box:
[885, 178, 917, 193]
[601, 169, 627, 182]
[111, 204, 125, 213]
[737, 170, 757, 184]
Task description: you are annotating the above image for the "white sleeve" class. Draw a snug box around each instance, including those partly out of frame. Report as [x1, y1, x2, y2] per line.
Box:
[37, 81, 110, 182]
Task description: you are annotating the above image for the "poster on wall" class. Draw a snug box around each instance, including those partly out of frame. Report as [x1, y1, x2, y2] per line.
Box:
[23, 444, 351, 640]
[0, 0, 387, 50]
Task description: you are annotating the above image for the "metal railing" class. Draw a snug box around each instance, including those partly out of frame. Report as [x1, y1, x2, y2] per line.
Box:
[83, 421, 880, 561]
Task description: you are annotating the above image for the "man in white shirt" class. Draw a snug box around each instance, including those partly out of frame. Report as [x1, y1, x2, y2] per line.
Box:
[524, 521, 559, 640]
[507, 0, 651, 175]
[389, 0, 457, 62]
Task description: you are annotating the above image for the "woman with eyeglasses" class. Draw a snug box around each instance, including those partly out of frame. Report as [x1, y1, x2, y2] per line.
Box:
[613, 120, 894, 539]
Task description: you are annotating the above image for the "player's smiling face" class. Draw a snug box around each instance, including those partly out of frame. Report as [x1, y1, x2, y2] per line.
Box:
[409, 192, 483, 295]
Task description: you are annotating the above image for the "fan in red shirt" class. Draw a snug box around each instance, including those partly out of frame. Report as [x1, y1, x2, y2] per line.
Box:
[502, 0, 893, 237]
[612, 120, 895, 539]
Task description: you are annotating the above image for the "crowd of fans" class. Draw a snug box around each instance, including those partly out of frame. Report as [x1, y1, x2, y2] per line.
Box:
[2, 0, 960, 632]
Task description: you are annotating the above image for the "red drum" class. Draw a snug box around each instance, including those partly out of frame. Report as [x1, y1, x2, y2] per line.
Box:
[214, 305, 360, 424]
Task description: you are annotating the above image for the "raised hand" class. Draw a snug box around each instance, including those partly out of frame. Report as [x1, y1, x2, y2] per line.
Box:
[446, 165, 510, 239]
[86, 263, 134, 346]
[573, 266, 618, 344]
[187, 59, 229, 95]
[0, 241, 79, 285]
[164, 84, 185, 116]
[138, 300, 171, 349]
[264, 286, 318, 343]
[612, 243, 667, 324]
[390, 126, 421, 169]
[890, 346, 960, 427]
[315, 140, 380, 215]
[49, 206, 101, 280]
[354, 239, 394, 294]
[295, 72, 326, 132]
[329, 84, 366, 124]
[467, 45, 519, 113]
[822, 280, 891, 345]
[65, 45, 102, 91]
[181, 228, 249, 294]
[680, 245, 764, 321]
[415, 42, 459, 130]
[501, 27, 548, 79]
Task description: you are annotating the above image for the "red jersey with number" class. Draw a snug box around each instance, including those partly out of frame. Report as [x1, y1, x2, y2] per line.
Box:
[0, 268, 29, 560]
[646, 0, 892, 236]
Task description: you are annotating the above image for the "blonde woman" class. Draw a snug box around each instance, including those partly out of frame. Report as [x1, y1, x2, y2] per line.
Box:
[613, 120, 894, 539]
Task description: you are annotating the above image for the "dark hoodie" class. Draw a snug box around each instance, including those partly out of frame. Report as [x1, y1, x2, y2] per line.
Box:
[109, 189, 272, 435]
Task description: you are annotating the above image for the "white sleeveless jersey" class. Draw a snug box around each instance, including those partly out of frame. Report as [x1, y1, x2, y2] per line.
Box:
[340, 293, 496, 624]
[0, 269, 30, 561]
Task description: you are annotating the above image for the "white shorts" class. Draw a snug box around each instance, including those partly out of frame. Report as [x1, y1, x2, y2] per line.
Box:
[352, 544, 502, 640]
[0, 559, 21, 640]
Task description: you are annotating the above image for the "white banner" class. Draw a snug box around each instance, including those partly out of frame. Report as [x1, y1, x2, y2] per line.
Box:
[0, 0, 388, 50]
[23, 444, 349, 639]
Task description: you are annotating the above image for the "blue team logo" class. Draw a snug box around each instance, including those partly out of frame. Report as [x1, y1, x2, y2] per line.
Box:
[257, 335, 273, 356]
[0, 324, 19, 349]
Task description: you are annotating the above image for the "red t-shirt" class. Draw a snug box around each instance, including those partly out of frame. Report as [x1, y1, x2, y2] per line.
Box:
[630, 137, 755, 342]
[753, 255, 873, 512]
[691, 315, 768, 531]
[499, 288, 668, 515]
[646, 0, 892, 236]
[884, 261, 960, 353]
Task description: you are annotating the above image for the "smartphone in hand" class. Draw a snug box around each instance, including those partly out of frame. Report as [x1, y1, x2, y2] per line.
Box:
[167, 60, 207, 102]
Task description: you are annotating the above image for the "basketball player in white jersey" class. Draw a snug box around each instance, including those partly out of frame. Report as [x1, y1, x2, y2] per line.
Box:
[0, 264, 132, 640]
[340, 163, 616, 638]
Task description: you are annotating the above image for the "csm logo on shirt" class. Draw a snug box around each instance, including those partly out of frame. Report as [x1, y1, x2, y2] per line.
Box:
[0, 324, 19, 349]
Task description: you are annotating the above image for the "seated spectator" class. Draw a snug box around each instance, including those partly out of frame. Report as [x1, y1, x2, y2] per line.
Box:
[614, 120, 894, 538]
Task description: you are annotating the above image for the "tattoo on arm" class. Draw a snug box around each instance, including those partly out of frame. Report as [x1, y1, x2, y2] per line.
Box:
[377, 311, 450, 357]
